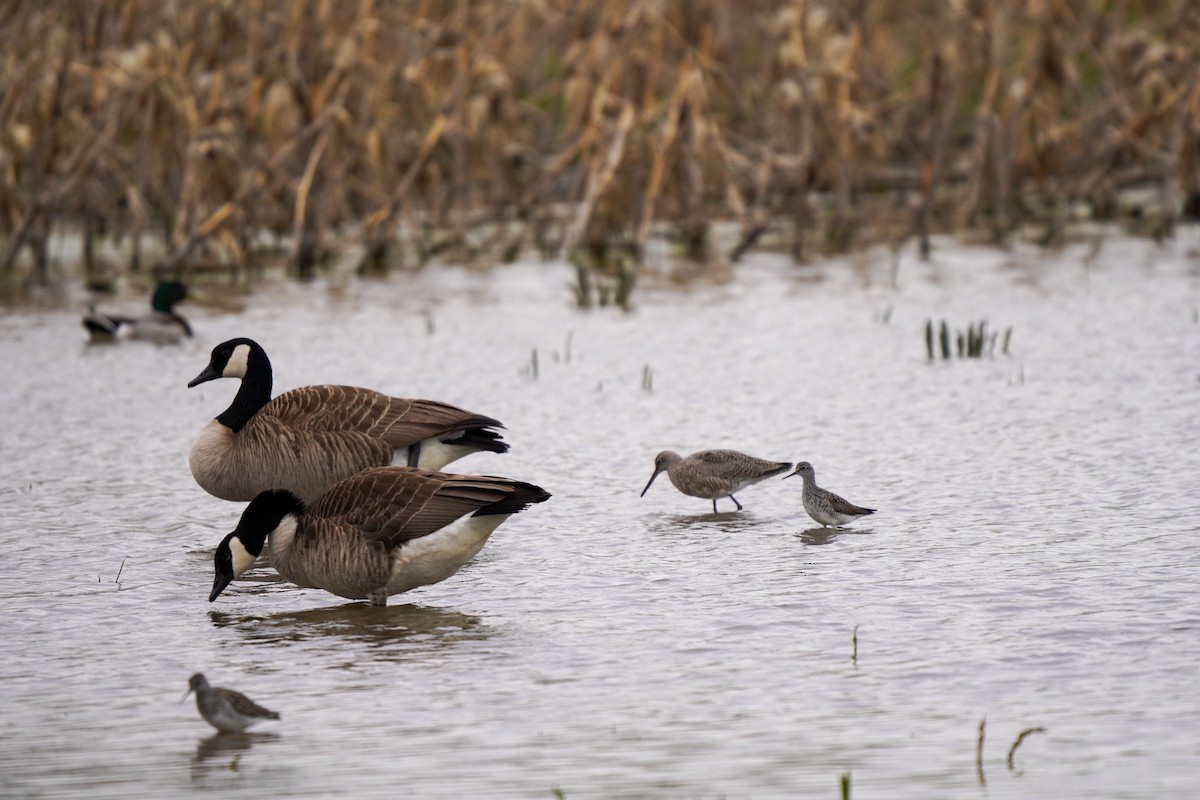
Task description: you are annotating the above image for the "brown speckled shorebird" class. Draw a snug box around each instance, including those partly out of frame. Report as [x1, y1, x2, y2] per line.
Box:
[184, 673, 280, 733]
[784, 462, 875, 528]
[641, 450, 792, 512]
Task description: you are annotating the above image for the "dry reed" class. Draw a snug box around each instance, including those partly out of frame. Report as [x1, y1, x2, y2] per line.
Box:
[2, 1, 1198, 289]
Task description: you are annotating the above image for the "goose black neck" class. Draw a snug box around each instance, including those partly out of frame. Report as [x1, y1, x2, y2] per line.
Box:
[216, 347, 273, 433]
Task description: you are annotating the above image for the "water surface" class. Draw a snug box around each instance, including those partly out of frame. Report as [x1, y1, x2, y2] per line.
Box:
[1, 235, 1198, 798]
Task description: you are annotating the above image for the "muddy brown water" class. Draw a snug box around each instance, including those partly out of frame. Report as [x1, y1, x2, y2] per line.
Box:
[1, 236, 1197, 798]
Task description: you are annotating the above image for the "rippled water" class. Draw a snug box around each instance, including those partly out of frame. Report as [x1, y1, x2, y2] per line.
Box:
[1, 235, 1198, 798]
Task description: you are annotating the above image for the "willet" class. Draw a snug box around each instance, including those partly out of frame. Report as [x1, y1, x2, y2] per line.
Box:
[184, 673, 280, 734]
[641, 449, 792, 512]
[785, 461, 875, 528]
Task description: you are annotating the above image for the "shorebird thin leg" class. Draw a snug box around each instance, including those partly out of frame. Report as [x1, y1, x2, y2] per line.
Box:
[729, 495, 743, 511]
[712, 498, 719, 513]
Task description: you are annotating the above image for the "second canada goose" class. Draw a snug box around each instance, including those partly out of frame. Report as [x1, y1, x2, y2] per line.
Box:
[208, 466, 551, 606]
[83, 280, 192, 344]
[188, 337, 510, 503]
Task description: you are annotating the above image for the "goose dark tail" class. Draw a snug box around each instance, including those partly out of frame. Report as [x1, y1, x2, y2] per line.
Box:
[453, 426, 510, 455]
[474, 481, 551, 517]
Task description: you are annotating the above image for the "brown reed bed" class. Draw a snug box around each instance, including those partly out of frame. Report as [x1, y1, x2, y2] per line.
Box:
[2, 1, 1198, 293]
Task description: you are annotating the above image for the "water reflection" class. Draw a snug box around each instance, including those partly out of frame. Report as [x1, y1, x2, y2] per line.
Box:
[797, 526, 876, 546]
[190, 731, 279, 785]
[208, 604, 487, 656]
[648, 512, 774, 535]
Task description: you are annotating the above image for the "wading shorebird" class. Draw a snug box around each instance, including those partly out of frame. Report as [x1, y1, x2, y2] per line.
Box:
[208, 466, 551, 607]
[187, 337, 509, 503]
[641, 449, 792, 513]
[785, 461, 876, 528]
[184, 673, 280, 734]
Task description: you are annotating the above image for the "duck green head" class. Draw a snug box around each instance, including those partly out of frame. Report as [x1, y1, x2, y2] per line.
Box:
[150, 281, 188, 313]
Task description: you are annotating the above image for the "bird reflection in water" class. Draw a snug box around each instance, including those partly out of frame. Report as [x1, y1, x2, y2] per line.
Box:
[207, 603, 487, 659]
[649, 512, 770, 536]
[190, 731, 279, 785]
[797, 526, 875, 546]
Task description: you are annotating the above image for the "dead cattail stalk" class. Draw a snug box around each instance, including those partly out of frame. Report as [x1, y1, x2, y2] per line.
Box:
[566, 101, 636, 254]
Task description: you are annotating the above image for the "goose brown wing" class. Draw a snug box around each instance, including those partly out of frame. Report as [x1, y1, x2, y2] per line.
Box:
[307, 467, 522, 546]
[263, 386, 501, 446]
[238, 415, 394, 469]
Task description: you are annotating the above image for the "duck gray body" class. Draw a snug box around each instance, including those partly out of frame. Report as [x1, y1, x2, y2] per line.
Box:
[210, 466, 551, 606]
[785, 461, 875, 528]
[83, 281, 192, 344]
[188, 338, 509, 503]
[185, 673, 279, 733]
[641, 449, 792, 512]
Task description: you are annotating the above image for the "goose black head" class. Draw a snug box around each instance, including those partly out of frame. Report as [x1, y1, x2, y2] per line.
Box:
[209, 489, 305, 602]
[188, 337, 267, 388]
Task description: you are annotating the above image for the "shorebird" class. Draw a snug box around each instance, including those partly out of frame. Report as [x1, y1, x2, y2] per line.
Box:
[640, 449, 792, 512]
[82, 280, 192, 344]
[187, 337, 509, 503]
[208, 466, 551, 607]
[184, 673, 280, 733]
[785, 461, 875, 528]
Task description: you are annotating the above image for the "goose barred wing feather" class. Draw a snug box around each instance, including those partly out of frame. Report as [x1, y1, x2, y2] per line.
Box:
[307, 467, 525, 546]
[265, 386, 502, 445]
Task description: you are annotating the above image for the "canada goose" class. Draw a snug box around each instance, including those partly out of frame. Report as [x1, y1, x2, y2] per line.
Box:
[208, 466, 551, 607]
[187, 337, 509, 503]
[83, 280, 192, 344]
[641, 449, 792, 513]
[784, 462, 876, 528]
[184, 673, 280, 733]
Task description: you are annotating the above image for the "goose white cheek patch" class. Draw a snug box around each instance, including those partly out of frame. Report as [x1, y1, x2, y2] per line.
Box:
[223, 344, 251, 378]
[230, 537, 258, 578]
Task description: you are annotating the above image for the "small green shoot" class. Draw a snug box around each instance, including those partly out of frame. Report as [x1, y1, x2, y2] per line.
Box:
[927, 319, 1012, 360]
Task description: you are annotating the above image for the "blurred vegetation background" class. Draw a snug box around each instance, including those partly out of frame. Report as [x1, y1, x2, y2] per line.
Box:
[2, 0, 1198, 291]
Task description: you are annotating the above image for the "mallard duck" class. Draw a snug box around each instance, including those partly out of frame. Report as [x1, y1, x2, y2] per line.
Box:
[82, 280, 192, 344]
